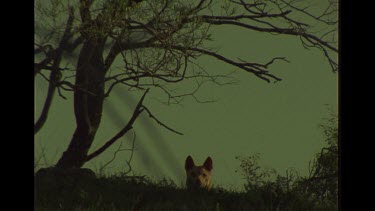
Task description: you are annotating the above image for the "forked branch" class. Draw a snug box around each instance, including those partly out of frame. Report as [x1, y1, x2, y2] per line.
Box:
[85, 89, 149, 162]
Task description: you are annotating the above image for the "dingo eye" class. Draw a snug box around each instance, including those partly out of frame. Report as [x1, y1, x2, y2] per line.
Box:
[202, 173, 206, 177]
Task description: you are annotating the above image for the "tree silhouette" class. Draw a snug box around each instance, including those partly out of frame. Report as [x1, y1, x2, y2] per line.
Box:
[35, 0, 338, 169]
[301, 113, 338, 204]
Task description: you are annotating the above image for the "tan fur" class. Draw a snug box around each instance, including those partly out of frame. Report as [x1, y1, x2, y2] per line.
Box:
[185, 155, 213, 190]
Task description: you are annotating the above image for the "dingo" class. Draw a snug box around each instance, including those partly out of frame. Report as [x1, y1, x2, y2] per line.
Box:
[185, 155, 213, 190]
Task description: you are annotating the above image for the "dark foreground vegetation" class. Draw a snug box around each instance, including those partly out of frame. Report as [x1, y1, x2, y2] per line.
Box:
[35, 116, 337, 211]
[35, 171, 336, 211]
[35, 116, 338, 211]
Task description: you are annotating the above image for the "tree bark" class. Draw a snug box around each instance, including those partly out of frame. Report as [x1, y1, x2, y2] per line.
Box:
[56, 36, 106, 169]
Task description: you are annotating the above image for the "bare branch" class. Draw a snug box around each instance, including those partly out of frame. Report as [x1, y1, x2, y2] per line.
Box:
[85, 89, 149, 162]
[153, 44, 283, 83]
[123, 132, 137, 175]
[279, 0, 338, 25]
[141, 106, 183, 135]
[35, 7, 75, 135]
[98, 133, 136, 175]
[57, 80, 97, 96]
[201, 18, 337, 53]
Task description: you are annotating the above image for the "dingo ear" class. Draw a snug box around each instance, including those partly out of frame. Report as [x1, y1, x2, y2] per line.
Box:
[203, 156, 213, 171]
[185, 155, 195, 170]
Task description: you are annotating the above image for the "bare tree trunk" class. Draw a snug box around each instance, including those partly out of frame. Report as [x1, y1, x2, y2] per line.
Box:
[56, 36, 106, 169]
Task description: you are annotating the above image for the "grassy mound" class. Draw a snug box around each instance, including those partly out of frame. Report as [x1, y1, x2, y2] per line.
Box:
[35, 173, 336, 211]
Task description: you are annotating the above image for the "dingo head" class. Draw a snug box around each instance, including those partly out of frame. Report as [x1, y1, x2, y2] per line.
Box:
[185, 155, 213, 190]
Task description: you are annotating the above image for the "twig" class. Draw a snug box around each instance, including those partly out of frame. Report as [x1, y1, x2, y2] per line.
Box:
[141, 106, 183, 135]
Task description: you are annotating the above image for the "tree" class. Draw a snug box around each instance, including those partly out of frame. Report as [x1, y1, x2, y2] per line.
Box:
[298, 113, 338, 204]
[35, 0, 338, 169]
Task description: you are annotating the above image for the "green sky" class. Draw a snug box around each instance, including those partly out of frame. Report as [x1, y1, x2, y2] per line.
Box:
[35, 1, 338, 190]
